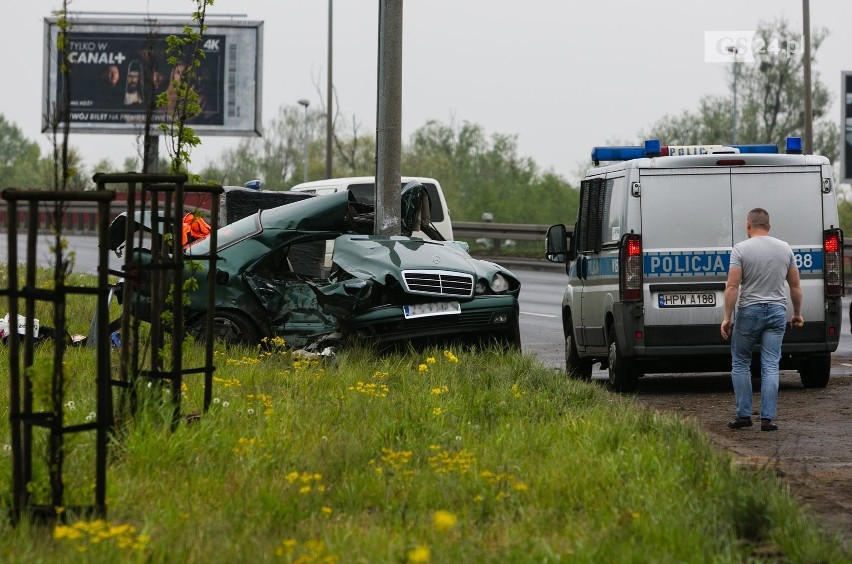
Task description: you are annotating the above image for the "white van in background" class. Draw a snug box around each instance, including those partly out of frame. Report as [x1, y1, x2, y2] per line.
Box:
[289, 176, 453, 241]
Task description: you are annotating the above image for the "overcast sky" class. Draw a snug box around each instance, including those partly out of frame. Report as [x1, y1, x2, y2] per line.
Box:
[3, 1, 851, 184]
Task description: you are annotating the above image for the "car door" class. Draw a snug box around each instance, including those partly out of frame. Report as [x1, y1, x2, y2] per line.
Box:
[243, 235, 338, 348]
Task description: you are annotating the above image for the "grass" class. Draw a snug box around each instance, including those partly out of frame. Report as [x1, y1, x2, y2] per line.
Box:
[0, 269, 849, 562]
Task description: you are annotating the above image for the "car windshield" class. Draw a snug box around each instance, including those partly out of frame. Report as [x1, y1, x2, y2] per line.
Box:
[349, 182, 444, 222]
[187, 212, 262, 255]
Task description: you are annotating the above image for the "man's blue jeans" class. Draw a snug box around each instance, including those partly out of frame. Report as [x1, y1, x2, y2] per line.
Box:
[731, 303, 787, 420]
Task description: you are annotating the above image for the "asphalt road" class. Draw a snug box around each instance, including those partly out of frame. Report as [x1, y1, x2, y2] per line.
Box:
[0, 233, 122, 275]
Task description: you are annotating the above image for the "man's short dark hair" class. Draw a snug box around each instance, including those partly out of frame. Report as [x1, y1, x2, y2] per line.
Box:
[747, 208, 770, 230]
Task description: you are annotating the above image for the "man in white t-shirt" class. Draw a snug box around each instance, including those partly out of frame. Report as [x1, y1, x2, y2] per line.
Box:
[720, 208, 803, 432]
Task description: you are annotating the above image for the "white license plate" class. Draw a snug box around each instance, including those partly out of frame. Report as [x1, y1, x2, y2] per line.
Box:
[658, 292, 716, 308]
[403, 301, 461, 319]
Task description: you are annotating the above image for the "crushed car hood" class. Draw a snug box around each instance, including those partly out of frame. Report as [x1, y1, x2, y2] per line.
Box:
[309, 235, 518, 317]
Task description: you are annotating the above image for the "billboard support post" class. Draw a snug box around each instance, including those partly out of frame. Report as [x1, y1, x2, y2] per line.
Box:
[144, 134, 159, 173]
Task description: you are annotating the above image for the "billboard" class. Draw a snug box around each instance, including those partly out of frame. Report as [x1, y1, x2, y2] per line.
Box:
[844, 72, 852, 183]
[43, 16, 262, 136]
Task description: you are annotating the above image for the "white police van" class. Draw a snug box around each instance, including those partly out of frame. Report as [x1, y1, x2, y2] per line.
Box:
[545, 138, 843, 392]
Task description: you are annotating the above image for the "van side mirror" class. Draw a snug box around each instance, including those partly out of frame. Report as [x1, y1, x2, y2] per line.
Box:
[546, 224, 572, 263]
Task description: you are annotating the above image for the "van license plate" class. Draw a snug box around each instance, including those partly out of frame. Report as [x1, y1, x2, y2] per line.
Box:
[658, 292, 716, 308]
[403, 301, 461, 319]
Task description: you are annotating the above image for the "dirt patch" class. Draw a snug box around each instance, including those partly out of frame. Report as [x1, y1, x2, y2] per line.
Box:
[633, 359, 852, 545]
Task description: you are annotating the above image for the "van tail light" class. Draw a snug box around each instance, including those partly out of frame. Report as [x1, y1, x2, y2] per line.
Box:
[823, 229, 844, 297]
[620, 234, 642, 302]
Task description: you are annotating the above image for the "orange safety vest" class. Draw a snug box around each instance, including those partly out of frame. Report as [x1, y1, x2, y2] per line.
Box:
[182, 213, 211, 246]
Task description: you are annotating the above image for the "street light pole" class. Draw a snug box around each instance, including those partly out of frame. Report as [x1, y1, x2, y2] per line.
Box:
[802, 0, 814, 154]
[298, 99, 310, 183]
[326, 0, 334, 178]
[726, 45, 739, 144]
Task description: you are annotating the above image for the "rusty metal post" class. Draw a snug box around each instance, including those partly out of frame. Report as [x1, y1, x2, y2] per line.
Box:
[6, 197, 24, 522]
[3, 188, 115, 525]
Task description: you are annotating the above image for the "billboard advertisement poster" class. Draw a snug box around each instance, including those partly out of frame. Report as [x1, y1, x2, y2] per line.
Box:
[43, 17, 262, 136]
[844, 71, 852, 184]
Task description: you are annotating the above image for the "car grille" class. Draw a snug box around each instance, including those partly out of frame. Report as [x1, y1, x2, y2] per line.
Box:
[402, 270, 474, 298]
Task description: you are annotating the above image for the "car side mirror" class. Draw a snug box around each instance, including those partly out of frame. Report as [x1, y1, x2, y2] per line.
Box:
[215, 269, 229, 285]
[545, 224, 571, 263]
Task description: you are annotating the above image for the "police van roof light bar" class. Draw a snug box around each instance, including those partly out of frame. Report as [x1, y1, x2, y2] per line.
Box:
[591, 146, 646, 165]
[591, 139, 782, 164]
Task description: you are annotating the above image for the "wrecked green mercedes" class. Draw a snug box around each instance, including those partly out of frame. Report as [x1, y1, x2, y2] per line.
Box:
[112, 183, 521, 350]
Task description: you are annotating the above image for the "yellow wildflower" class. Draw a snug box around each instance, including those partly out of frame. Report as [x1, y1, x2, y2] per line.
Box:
[432, 510, 458, 531]
[408, 545, 431, 563]
[418, 364, 428, 373]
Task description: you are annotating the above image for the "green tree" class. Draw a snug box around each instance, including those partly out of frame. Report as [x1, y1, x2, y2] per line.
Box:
[402, 120, 578, 224]
[201, 105, 308, 188]
[201, 110, 579, 225]
[0, 115, 43, 189]
[159, 0, 213, 177]
[641, 19, 838, 161]
[201, 104, 374, 189]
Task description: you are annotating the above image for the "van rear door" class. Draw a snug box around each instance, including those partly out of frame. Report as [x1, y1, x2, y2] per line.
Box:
[639, 168, 732, 329]
[730, 166, 826, 323]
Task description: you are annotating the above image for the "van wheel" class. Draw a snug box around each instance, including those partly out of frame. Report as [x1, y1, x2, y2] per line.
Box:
[799, 353, 830, 388]
[607, 326, 639, 393]
[565, 315, 592, 381]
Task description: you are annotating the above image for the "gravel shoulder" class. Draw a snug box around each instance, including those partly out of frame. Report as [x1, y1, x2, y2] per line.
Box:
[632, 359, 852, 545]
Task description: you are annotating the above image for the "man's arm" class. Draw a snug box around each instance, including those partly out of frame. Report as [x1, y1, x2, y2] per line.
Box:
[720, 267, 742, 340]
[787, 265, 804, 327]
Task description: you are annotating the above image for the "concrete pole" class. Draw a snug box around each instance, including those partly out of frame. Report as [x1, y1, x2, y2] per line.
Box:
[726, 46, 738, 144]
[326, 0, 334, 178]
[803, 0, 814, 154]
[298, 99, 310, 183]
[375, 0, 403, 236]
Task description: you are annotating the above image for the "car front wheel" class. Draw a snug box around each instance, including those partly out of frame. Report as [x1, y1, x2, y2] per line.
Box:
[193, 310, 260, 346]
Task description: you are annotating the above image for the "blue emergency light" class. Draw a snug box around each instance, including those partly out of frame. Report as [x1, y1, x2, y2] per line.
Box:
[590, 145, 647, 164]
[644, 139, 662, 157]
[785, 136, 803, 154]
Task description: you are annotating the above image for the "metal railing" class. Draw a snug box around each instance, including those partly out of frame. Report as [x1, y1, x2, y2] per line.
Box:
[452, 221, 550, 242]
